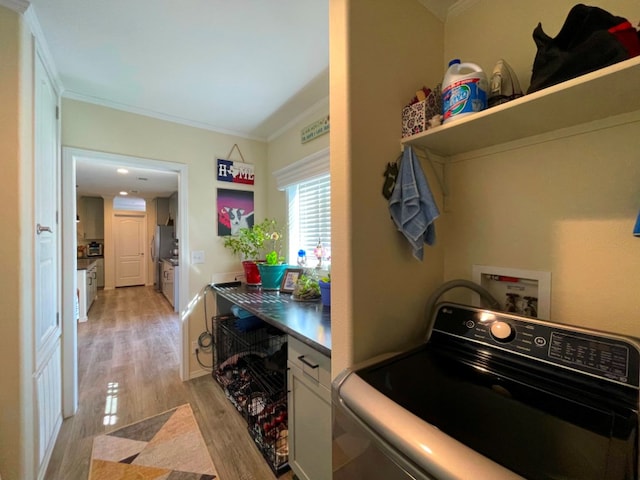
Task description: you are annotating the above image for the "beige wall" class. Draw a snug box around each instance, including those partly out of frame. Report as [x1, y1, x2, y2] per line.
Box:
[0, 9, 22, 479]
[266, 99, 330, 221]
[441, 0, 640, 337]
[330, 0, 640, 379]
[330, 0, 446, 375]
[0, 6, 37, 480]
[62, 99, 269, 375]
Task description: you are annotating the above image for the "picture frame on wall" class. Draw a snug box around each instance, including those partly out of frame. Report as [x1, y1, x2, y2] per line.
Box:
[217, 188, 254, 236]
[280, 268, 303, 293]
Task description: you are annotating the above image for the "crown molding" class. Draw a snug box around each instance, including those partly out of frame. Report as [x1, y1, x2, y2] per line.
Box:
[448, 0, 481, 18]
[266, 96, 330, 143]
[62, 89, 266, 142]
[0, 0, 29, 13]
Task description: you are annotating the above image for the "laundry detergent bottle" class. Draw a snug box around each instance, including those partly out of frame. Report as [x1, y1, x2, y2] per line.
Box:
[442, 59, 488, 124]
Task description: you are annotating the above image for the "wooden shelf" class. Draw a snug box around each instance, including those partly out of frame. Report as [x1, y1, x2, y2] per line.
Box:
[401, 56, 640, 157]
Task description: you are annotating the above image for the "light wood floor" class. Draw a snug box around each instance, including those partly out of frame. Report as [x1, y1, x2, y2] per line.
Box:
[45, 285, 294, 480]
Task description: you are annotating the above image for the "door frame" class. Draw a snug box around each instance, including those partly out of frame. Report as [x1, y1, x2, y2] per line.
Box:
[61, 147, 189, 417]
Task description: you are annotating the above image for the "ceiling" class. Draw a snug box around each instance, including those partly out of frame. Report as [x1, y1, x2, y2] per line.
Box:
[29, 0, 456, 198]
[75, 157, 180, 198]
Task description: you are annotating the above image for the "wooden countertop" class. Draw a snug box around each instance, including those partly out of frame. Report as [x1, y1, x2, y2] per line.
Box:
[77, 258, 98, 271]
[213, 283, 331, 357]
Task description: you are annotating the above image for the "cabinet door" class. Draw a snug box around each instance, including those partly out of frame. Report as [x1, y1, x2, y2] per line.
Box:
[287, 363, 332, 480]
[156, 197, 170, 226]
[83, 197, 104, 239]
[96, 258, 104, 288]
[287, 336, 332, 480]
[162, 263, 174, 307]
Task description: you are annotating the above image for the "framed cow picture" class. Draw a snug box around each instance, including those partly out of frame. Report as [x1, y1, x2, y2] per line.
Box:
[217, 188, 254, 236]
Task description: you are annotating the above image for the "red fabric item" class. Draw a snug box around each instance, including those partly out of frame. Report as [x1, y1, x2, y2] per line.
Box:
[608, 21, 640, 57]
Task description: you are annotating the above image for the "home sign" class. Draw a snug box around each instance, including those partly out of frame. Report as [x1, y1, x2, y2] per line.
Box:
[217, 158, 255, 185]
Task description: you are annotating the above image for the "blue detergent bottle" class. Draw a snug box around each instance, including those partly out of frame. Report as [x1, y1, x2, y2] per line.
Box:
[442, 59, 488, 124]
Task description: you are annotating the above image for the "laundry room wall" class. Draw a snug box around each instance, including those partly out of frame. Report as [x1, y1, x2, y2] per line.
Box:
[329, 0, 446, 375]
[440, 0, 640, 336]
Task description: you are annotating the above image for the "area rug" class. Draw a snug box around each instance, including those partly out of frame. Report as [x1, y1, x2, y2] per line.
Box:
[88, 403, 218, 480]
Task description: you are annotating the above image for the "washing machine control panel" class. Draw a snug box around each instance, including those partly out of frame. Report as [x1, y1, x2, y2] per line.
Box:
[433, 303, 640, 388]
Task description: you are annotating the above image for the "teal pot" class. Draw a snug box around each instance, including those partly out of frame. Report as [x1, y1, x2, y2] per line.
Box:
[257, 264, 288, 291]
[319, 280, 331, 307]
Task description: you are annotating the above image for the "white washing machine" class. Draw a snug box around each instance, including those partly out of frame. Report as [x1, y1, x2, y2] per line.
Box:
[333, 303, 640, 479]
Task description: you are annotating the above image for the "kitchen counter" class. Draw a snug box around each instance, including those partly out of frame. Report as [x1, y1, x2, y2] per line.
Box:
[213, 283, 331, 356]
[77, 258, 98, 270]
[163, 257, 179, 266]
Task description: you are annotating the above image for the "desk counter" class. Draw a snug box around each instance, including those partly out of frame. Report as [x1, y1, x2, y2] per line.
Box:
[213, 283, 331, 357]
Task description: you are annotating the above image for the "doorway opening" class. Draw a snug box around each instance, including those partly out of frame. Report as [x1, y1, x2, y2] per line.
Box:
[61, 147, 189, 417]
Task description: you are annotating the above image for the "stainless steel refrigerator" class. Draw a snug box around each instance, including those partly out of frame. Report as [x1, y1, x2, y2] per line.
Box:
[151, 225, 174, 291]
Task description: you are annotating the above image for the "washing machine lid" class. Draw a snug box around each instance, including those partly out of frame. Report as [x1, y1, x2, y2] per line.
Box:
[353, 341, 637, 480]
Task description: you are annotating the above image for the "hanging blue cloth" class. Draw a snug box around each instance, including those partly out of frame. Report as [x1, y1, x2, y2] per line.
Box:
[388, 146, 440, 260]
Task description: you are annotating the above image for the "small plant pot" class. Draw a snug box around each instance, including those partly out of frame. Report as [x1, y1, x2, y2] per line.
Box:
[319, 280, 331, 307]
[257, 264, 288, 291]
[242, 260, 262, 286]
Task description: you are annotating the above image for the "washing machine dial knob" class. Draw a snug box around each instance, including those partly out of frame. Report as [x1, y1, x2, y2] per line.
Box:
[490, 321, 514, 342]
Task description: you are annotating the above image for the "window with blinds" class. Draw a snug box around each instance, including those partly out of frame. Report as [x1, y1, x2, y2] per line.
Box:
[287, 173, 331, 266]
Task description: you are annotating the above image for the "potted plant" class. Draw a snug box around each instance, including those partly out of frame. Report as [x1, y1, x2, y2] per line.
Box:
[292, 273, 321, 301]
[222, 220, 270, 285]
[222, 218, 287, 287]
[256, 219, 289, 290]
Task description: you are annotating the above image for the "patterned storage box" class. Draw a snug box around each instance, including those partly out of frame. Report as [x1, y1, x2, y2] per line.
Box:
[401, 85, 442, 138]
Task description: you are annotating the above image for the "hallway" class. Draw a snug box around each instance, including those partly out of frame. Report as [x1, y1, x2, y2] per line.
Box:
[45, 286, 291, 479]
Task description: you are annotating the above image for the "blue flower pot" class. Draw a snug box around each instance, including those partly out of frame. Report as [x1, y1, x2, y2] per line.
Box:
[257, 264, 288, 291]
[319, 280, 331, 307]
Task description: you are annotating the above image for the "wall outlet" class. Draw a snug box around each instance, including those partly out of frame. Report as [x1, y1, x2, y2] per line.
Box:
[191, 341, 198, 354]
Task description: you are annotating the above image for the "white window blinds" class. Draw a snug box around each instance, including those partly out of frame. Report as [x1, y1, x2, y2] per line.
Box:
[288, 174, 331, 264]
[273, 147, 330, 265]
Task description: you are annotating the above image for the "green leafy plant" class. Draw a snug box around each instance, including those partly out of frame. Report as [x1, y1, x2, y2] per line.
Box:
[223, 218, 285, 263]
[222, 224, 265, 260]
[261, 219, 285, 265]
[293, 274, 320, 300]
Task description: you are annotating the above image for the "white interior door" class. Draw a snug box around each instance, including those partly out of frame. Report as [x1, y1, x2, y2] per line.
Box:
[114, 214, 147, 286]
[34, 51, 62, 476]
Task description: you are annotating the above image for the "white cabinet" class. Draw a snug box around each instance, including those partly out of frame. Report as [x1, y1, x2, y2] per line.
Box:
[95, 257, 104, 288]
[77, 270, 88, 323]
[87, 263, 98, 310]
[77, 260, 98, 322]
[287, 336, 332, 480]
[162, 260, 174, 308]
[156, 197, 170, 226]
[81, 196, 104, 239]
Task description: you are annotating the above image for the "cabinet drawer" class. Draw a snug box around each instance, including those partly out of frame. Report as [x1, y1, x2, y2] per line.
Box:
[288, 335, 330, 389]
[163, 267, 174, 283]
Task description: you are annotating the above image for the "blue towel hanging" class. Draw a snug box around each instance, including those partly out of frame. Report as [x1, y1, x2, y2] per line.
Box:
[388, 146, 440, 260]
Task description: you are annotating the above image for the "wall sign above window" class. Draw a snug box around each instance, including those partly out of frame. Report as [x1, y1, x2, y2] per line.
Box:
[301, 115, 330, 144]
